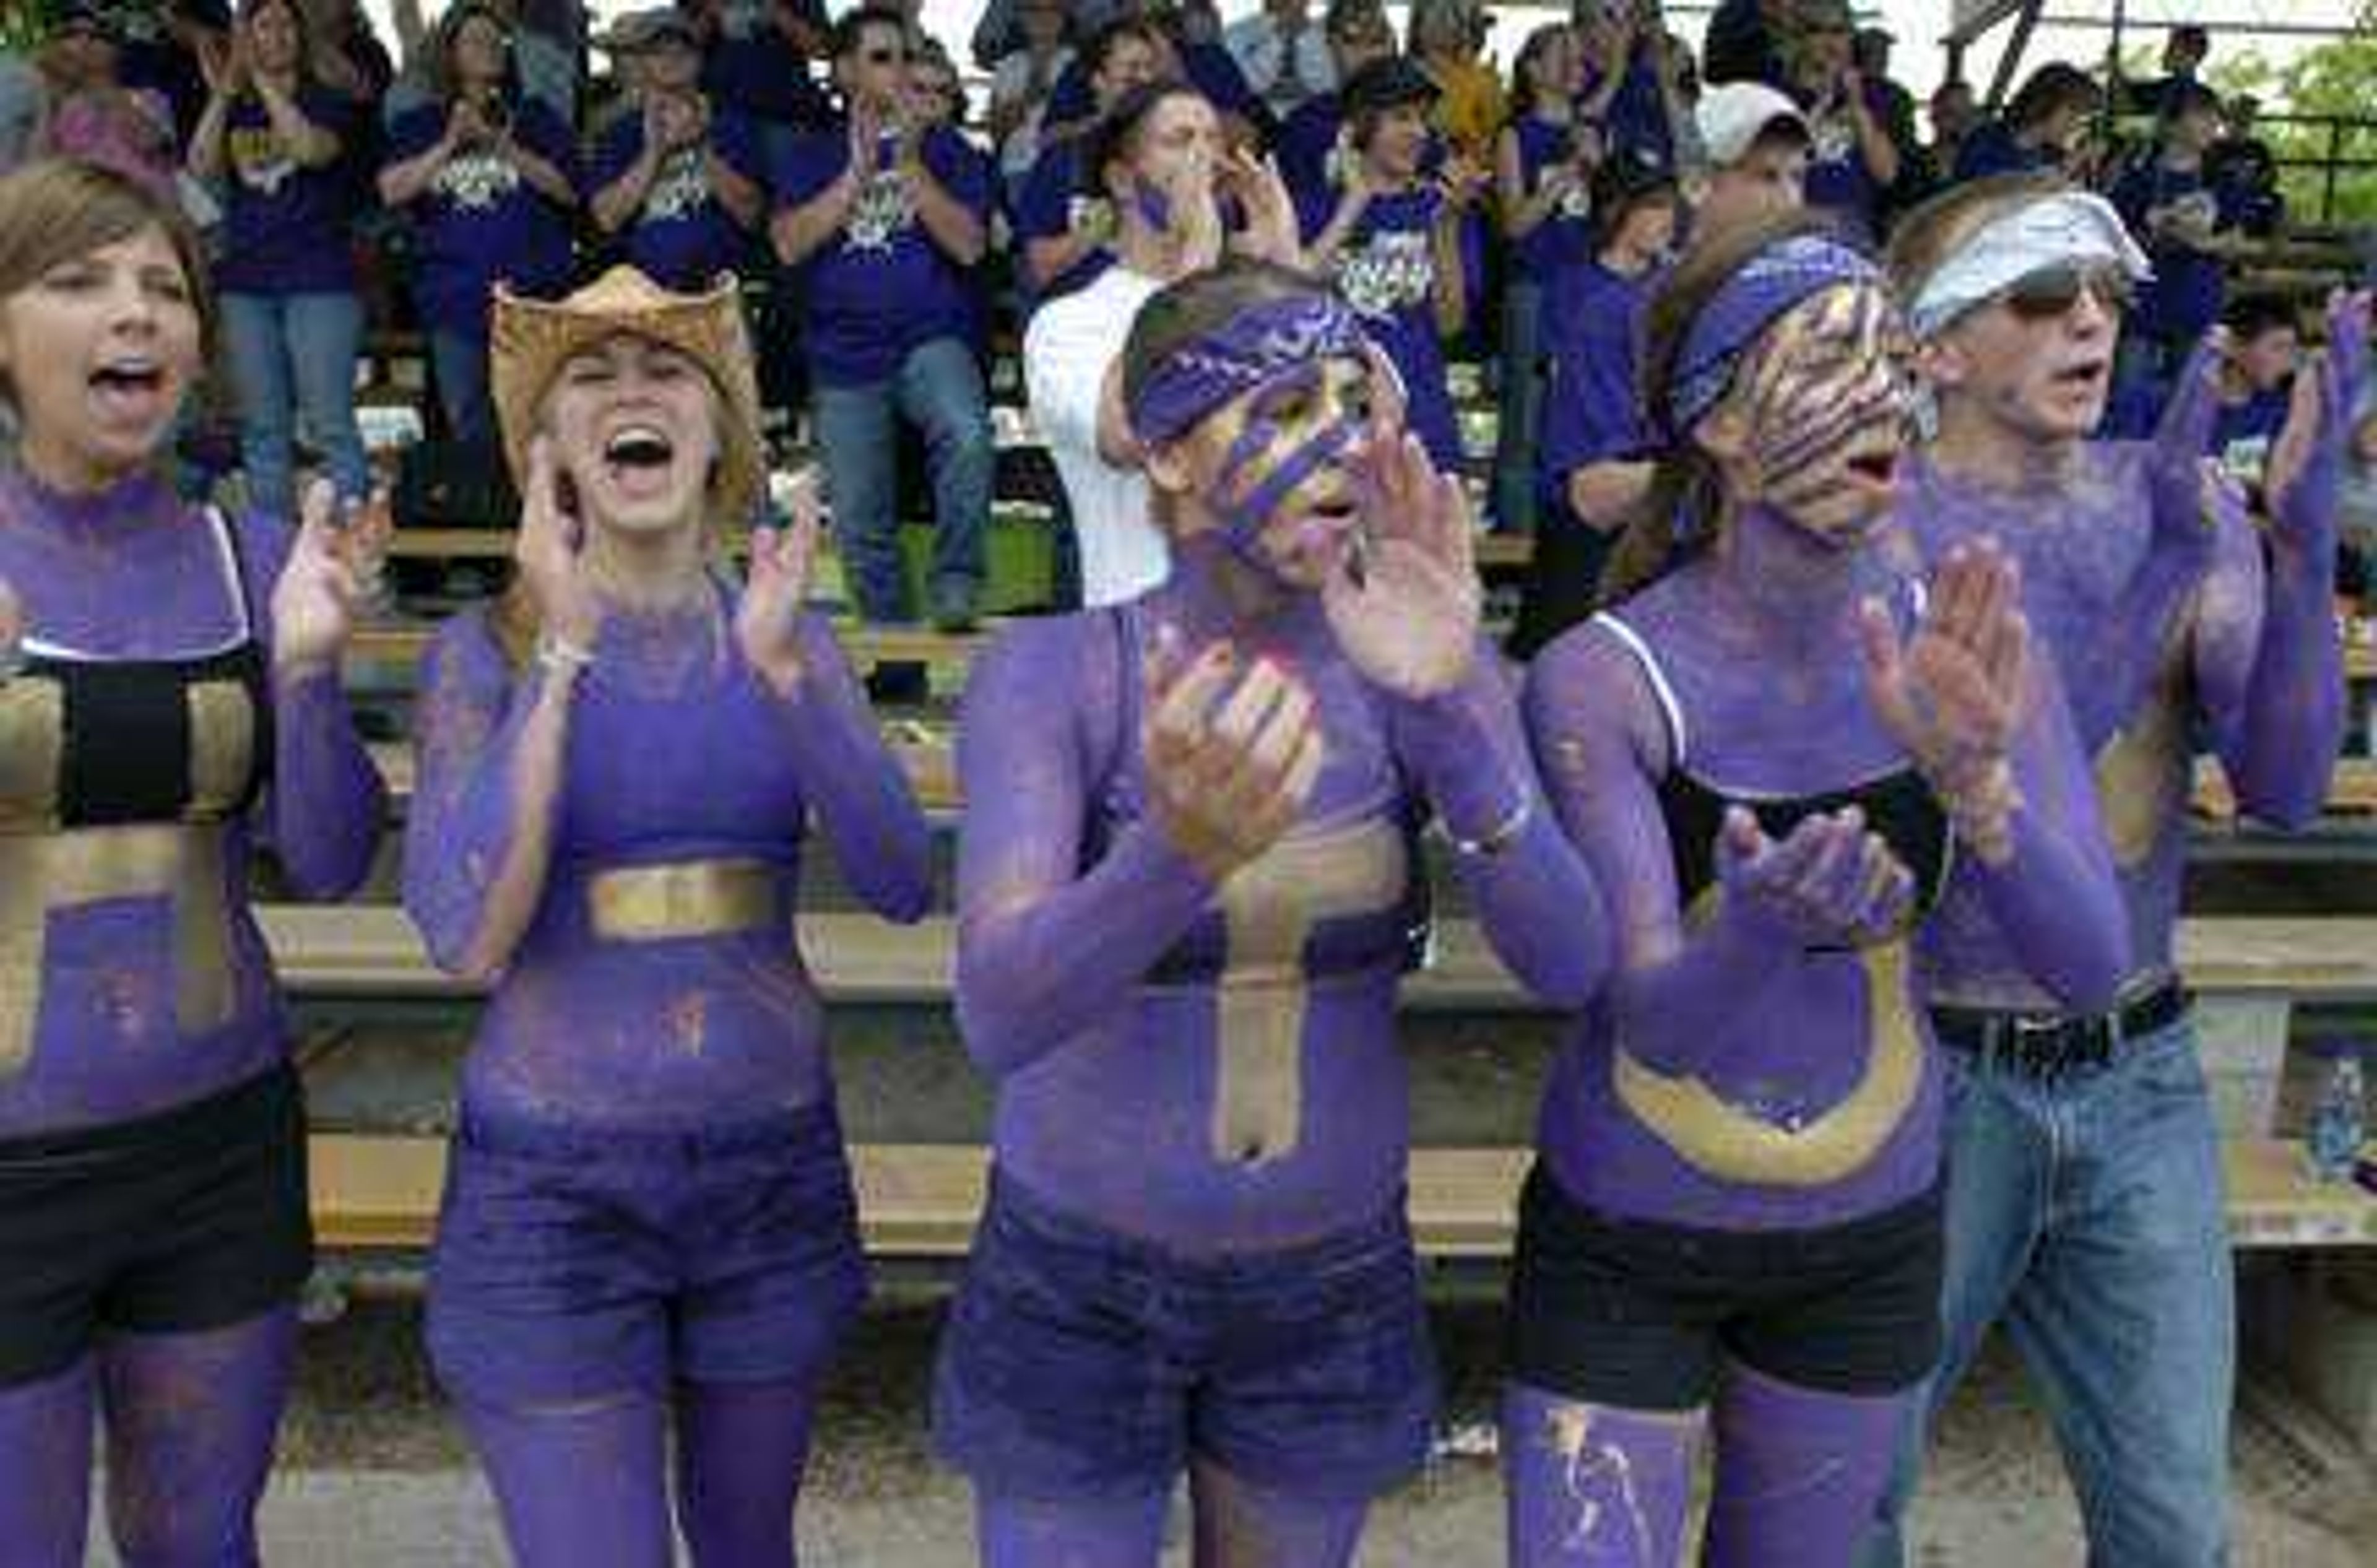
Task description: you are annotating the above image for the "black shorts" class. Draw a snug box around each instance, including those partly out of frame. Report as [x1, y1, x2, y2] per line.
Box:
[1506, 1163, 1942, 1411]
[0, 1064, 313, 1387]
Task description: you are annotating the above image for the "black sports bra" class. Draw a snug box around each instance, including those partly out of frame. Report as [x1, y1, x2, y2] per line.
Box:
[1594, 610, 1954, 939]
[0, 510, 271, 833]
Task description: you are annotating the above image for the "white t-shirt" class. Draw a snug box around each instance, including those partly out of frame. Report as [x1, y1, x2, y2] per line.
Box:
[1025, 266, 1171, 608]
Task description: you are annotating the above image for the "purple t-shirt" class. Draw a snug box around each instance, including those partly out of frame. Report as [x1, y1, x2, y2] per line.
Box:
[1799, 87, 1884, 243]
[1016, 139, 1114, 305]
[388, 98, 578, 336]
[1276, 95, 1341, 210]
[703, 25, 833, 129]
[1296, 181, 1482, 471]
[1511, 116, 1592, 277]
[586, 105, 766, 290]
[1591, 54, 1674, 168]
[1540, 258, 1657, 511]
[1045, 38, 1265, 133]
[774, 124, 992, 386]
[216, 85, 364, 295]
[2112, 160, 2235, 345]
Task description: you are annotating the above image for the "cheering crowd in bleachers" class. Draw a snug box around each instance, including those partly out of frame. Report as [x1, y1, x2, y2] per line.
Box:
[0, 0, 2358, 646]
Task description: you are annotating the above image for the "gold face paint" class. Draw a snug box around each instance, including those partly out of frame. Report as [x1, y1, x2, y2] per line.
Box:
[1208, 816, 1408, 1166]
[1730, 283, 1913, 539]
[1614, 888, 1922, 1185]
[587, 857, 780, 942]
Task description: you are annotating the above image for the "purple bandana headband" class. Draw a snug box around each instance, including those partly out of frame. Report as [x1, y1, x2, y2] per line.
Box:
[1664, 232, 1884, 441]
[1127, 293, 1372, 448]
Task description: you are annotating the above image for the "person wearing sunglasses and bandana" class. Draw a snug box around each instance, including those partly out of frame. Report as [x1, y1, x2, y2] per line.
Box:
[935, 258, 1608, 1567]
[1508, 212, 2128, 1566]
[1859, 176, 2372, 1567]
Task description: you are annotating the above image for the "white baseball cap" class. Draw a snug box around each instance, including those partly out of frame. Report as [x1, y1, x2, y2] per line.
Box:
[1695, 82, 1812, 168]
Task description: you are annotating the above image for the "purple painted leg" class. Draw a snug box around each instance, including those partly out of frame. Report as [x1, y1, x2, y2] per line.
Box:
[101, 1306, 296, 1568]
[1701, 1362, 1909, 1568]
[1188, 1460, 1369, 1567]
[672, 1375, 821, 1568]
[1502, 1382, 1700, 1567]
[974, 1486, 1169, 1567]
[0, 1358, 95, 1567]
[457, 1390, 673, 1568]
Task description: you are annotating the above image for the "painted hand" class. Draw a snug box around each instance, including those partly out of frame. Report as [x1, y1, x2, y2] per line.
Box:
[271, 479, 389, 679]
[1325, 427, 1481, 700]
[1143, 644, 1327, 884]
[736, 470, 822, 698]
[1861, 542, 2029, 865]
[1716, 805, 1916, 948]
[514, 436, 604, 654]
[2266, 288, 2373, 560]
[1219, 147, 1302, 269]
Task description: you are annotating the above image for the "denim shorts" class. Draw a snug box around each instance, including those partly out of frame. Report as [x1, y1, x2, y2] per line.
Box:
[426, 1098, 867, 1408]
[932, 1167, 1438, 1504]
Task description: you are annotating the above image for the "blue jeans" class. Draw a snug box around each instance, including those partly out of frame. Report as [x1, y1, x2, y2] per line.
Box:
[1490, 280, 1548, 535]
[809, 336, 992, 624]
[428, 327, 493, 449]
[1863, 1014, 2233, 1566]
[220, 289, 370, 521]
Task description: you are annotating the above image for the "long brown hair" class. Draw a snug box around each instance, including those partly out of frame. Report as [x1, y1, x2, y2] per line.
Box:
[0, 158, 217, 404]
[1598, 208, 1837, 605]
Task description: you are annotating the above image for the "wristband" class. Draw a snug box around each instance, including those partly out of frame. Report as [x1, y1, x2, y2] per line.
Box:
[1439, 792, 1531, 859]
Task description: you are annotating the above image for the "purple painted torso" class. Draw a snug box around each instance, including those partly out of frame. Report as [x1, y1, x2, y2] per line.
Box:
[410, 596, 920, 1130]
[0, 469, 382, 1135]
[1529, 555, 1946, 1231]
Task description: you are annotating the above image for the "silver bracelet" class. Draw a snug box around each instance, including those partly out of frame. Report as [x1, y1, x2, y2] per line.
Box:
[535, 633, 595, 675]
[1440, 792, 1532, 858]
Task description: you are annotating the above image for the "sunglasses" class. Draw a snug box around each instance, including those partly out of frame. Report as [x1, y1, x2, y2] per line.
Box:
[1999, 264, 2134, 320]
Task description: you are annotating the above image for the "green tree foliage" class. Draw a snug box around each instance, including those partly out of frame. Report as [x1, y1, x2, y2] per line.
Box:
[2205, 14, 2377, 228]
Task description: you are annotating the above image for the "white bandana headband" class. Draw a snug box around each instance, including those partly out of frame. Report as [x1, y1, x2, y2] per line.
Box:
[1904, 191, 2153, 341]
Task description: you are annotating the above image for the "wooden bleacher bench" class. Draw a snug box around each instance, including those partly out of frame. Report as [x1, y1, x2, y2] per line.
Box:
[347, 619, 991, 674]
[2193, 756, 2377, 821]
[306, 1135, 2377, 1257]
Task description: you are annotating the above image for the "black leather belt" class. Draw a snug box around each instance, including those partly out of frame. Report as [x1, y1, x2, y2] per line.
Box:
[1929, 979, 2192, 1078]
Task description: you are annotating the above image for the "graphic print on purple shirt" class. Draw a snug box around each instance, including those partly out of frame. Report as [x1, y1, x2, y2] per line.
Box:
[216, 85, 364, 295]
[774, 124, 993, 386]
[586, 107, 768, 290]
[388, 98, 579, 336]
[1510, 116, 1593, 277]
[1015, 139, 1114, 304]
[1799, 91, 1882, 241]
[1295, 183, 1481, 472]
[0, 470, 383, 1137]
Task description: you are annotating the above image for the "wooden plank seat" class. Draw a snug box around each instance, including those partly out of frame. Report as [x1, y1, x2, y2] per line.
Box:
[308, 1135, 2377, 1257]
[2195, 756, 2377, 821]
[261, 906, 2377, 1008]
[347, 620, 992, 673]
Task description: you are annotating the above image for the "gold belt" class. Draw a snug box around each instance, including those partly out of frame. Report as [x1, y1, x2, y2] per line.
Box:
[586, 858, 779, 942]
[0, 821, 236, 1081]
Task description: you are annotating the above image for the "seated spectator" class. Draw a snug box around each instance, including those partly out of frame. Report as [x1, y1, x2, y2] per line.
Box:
[2207, 291, 2301, 492]
[35, 4, 181, 198]
[1855, 22, 1925, 215]
[988, 0, 1070, 200]
[1016, 14, 1166, 305]
[1276, 0, 1395, 207]
[2209, 93, 2285, 238]
[380, 0, 578, 447]
[691, 0, 834, 149]
[586, 8, 768, 291]
[1927, 77, 1979, 181]
[124, 0, 227, 147]
[187, 0, 371, 517]
[301, 0, 394, 103]
[1492, 20, 1596, 534]
[2113, 80, 2243, 375]
[1511, 148, 1679, 657]
[1699, 0, 1788, 90]
[1039, 4, 1268, 150]
[1226, 0, 1333, 120]
[2120, 22, 2208, 119]
[1407, 0, 1500, 167]
[1689, 79, 1808, 241]
[1781, 0, 1897, 243]
[771, 5, 995, 633]
[1954, 61, 2098, 183]
[1298, 53, 1484, 473]
[390, 0, 578, 125]
[1575, 0, 1687, 169]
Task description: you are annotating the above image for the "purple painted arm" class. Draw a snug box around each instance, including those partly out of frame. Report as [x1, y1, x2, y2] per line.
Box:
[769, 612, 933, 924]
[953, 619, 1218, 1078]
[1388, 641, 1610, 1007]
[241, 513, 386, 899]
[400, 614, 552, 976]
[1959, 652, 2132, 1009]
[1522, 626, 1800, 1076]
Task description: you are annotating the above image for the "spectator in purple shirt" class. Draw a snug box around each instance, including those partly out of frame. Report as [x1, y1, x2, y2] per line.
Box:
[771, 5, 995, 634]
[1781, 0, 1898, 243]
[1016, 14, 1167, 303]
[186, 0, 370, 517]
[1041, 4, 1271, 149]
[690, 0, 834, 149]
[586, 9, 768, 291]
[2112, 80, 2243, 378]
[1276, 0, 1395, 209]
[1952, 62, 2098, 185]
[379, 0, 578, 448]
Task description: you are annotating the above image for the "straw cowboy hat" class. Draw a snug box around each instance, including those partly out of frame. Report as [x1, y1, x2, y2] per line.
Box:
[490, 266, 766, 525]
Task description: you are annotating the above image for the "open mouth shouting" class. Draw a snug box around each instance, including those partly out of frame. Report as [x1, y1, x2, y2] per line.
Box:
[87, 352, 176, 429]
